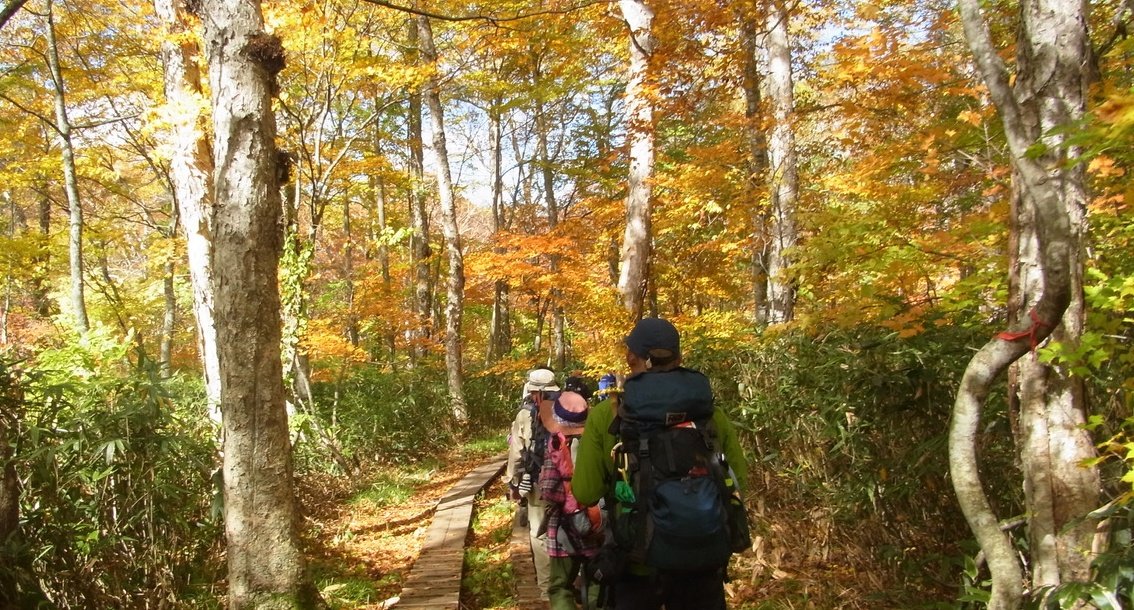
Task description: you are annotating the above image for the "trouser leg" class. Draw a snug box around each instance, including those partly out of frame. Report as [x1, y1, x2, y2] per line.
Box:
[612, 568, 727, 610]
[547, 556, 580, 610]
[613, 574, 663, 610]
[579, 557, 600, 609]
[525, 494, 551, 595]
[658, 567, 727, 610]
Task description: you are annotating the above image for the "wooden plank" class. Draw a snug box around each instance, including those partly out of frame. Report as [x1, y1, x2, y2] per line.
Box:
[392, 453, 507, 609]
[510, 516, 549, 609]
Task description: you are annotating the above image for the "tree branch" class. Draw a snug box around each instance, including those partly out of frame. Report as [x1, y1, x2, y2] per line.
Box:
[1097, 0, 1134, 57]
[0, 0, 28, 31]
[955, 0, 1030, 160]
[357, 0, 611, 24]
[0, 92, 60, 136]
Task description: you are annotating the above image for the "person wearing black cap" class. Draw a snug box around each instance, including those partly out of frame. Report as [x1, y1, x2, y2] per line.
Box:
[572, 318, 748, 610]
[563, 373, 594, 402]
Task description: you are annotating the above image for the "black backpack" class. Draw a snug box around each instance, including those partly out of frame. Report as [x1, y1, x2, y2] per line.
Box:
[608, 368, 749, 572]
[520, 392, 556, 482]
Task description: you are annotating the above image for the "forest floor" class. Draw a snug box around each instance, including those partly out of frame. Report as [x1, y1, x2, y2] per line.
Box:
[298, 441, 940, 610]
[299, 445, 498, 609]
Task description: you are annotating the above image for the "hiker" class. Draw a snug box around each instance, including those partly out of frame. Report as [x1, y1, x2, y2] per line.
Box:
[593, 372, 618, 403]
[506, 368, 557, 598]
[563, 374, 594, 402]
[538, 390, 604, 610]
[572, 318, 750, 610]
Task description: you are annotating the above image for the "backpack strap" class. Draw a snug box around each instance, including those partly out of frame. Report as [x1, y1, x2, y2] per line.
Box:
[524, 407, 550, 478]
[698, 417, 751, 553]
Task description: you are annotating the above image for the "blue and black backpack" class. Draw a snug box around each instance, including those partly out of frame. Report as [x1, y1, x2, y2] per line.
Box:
[607, 367, 749, 572]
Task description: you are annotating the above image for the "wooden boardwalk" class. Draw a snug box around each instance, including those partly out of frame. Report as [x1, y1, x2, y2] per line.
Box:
[510, 513, 549, 609]
[394, 452, 546, 609]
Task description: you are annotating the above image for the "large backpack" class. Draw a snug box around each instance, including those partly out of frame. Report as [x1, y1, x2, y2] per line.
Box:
[520, 393, 555, 484]
[542, 432, 605, 552]
[609, 368, 749, 572]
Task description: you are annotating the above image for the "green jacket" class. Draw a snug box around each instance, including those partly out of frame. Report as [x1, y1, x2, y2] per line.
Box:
[572, 395, 748, 507]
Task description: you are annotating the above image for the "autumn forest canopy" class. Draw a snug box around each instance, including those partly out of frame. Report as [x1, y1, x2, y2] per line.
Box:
[0, 0, 1132, 607]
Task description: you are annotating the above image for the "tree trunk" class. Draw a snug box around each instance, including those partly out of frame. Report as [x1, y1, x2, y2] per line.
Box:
[406, 18, 431, 362]
[741, 15, 769, 324]
[763, 0, 798, 324]
[343, 197, 359, 347]
[45, 0, 89, 333]
[952, 0, 1098, 605]
[0, 364, 47, 609]
[0, 0, 29, 30]
[417, 14, 467, 422]
[1, 193, 9, 343]
[1010, 0, 1099, 589]
[154, 0, 221, 410]
[534, 87, 567, 369]
[33, 188, 52, 317]
[0, 364, 20, 570]
[200, 0, 316, 606]
[160, 260, 175, 377]
[487, 101, 511, 363]
[616, 0, 656, 318]
[368, 164, 397, 363]
[534, 300, 545, 354]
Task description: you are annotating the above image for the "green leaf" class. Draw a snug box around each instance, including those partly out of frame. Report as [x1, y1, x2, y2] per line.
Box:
[1088, 586, 1123, 610]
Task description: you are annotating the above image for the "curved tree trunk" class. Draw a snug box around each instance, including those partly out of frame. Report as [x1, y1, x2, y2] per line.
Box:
[952, 0, 1098, 606]
[200, 0, 316, 606]
[616, 0, 656, 318]
[417, 15, 467, 422]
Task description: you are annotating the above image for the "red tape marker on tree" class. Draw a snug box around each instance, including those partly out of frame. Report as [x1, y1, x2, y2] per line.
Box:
[996, 309, 1053, 352]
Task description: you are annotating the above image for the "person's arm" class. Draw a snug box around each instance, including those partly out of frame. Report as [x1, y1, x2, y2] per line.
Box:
[572, 400, 614, 506]
[713, 409, 749, 491]
[505, 409, 530, 485]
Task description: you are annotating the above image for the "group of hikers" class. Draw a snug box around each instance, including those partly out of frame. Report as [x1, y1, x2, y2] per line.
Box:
[504, 318, 751, 610]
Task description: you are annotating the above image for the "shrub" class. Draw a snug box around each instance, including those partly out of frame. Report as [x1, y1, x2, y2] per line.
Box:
[1, 334, 222, 609]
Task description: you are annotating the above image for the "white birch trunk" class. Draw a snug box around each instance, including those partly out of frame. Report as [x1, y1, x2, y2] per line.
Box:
[1011, 0, 1100, 589]
[616, 0, 656, 317]
[406, 18, 431, 360]
[763, 0, 798, 324]
[952, 0, 1098, 605]
[44, 0, 89, 333]
[154, 0, 221, 414]
[417, 15, 467, 422]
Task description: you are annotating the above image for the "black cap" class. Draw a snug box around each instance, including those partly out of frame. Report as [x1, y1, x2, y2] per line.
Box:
[624, 318, 680, 359]
[563, 376, 594, 401]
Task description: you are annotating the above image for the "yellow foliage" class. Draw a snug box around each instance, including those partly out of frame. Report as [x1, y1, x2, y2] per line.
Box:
[1088, 155, 1125, 179]
[957, 110, 983, 126]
